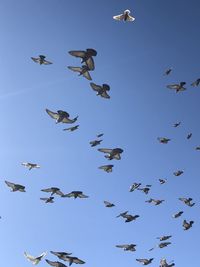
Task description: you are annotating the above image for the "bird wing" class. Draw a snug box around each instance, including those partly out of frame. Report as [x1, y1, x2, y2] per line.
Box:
[41, 188, 53, 193]
[46, 259, 59, 266]
[5, 180, 15, 189]
[82, 71, 92, 80]
[101, 91, 110, 99]
[127, 15, 135, 21]
[46, 109, 59, 120]
[68, 50, 86, 58]
[56, 190, 64, 196]
[40, 198, 48, 201]
[104, 201, 112, 206]
[85, 57, 95, 70]
[72, 258, 85, 264]
[90, 82, 102, 92]
[116, 244, 128, 248]
[68, 66, 82, 73]
[24, 252, 36, 262]
[113, 153, 121, 160]
[43, 59, 53, 65]
[79, 193, 89, 198]
[31, 57, 40, 63]
[113, 14, 124, 21]
[62, 117, 76, 124]
[98, 148, 112, 154]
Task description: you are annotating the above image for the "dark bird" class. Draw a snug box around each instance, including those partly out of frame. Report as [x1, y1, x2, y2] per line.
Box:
[179, 197, 195, 207]
[46, 259, 68, 267]
[137, 186, 151, 194]
[90, 83, 110, 99]
[172, 211, 184, 218]
[62, 191, 89, 199]
[62, 256, 85, 266]
[97, 133, 104, 138]
[40, 197, 54, 203]
[21, 162, 40, 170]
[68, 48, 97, 70]
[183, 220, 194, 230]
[90, 140, 103, 147]
[145, 199, 164, 205]
[31, 55, 52, 65]
[195, 146, 200, 150]
[157, 137, 171, 144]
[104, 201, 115, 207]
[149, 242, 171, 251]
[160, 258, 175, 267]
[24, 251, 47, 265]
[113, 9, 135, 22]
[5, 180, 25, 192]
[41, 187, 64, 196]
[157, 235, 172, 241]
[116, 211, 129, 218]
[123, 214, 140, 222]
[167, 82, 186, 93]
[164, 68, 172, 76]
[187, 133, 192, 139]
[46, 109, 78, 124]
[136, 258, 154, 265]
[50, 251, 72, 260]
[191, 78, 200, 87]
[173, 170, 183, 176]
[129, 183, 141, 192]
[63, 125, 79, 132]
[116, 244, 136, 252]
[99, 164, 113, 173]
[159, 179, 167, 184]
[173, 122, 181, 127]
[68, 65, 92, 80]
[98, 148, 123, 160]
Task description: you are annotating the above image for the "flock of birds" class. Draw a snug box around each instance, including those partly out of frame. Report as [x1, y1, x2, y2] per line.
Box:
[2, 8, 199, 267]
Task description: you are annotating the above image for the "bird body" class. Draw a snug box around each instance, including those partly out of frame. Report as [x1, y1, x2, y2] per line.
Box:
[22, 162, 40, 170]
[31, 55, 52, 65]
[46, 109, 78, 124]
[62, 191, 88, 199]
[98, 148, 123, 160]
[90, 83, 110, 99]
[5, 180, 26, 192]
[113, 9, 135, 22]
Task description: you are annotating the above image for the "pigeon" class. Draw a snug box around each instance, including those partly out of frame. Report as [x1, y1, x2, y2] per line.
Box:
[183, 220, 194, 230]
[31, 55, 52, 65]
[68, 49, 97, 70]
[5, 180, 26, 192]
[167, 82, 186, 93]
[98, 148, 123, 160]
[137, 186, 151, 194]
[104, 201, 115, 207]
[187, 133, 192, 139]
[62, 191, 89, 199]
[129, 183, 141, 192]
[149, 242, 171, 251]
[90, 140, 103, 147]
[172, 211, 183, 218]
[116, 244, 136, 251]
[40, 197, 54, 203]
[68, 65, 92, 80]
[50, 251, 72, 260]
[41, 187, 64, 196]
[116, 211, 129, 218]
[157, 235, 172, 241]
[157, 137, 171, 144]
[173, 170, 183, 176]
[145, 199, 164, 205]
[62, 256, 85, 265]
[63, 125, 79, 132]
[98, 164, 113, 173]
[46, 109, 78, 124]
[123, 214, 140, 222]
[136, 258, 154, 265]
[164, 68, 172, 76]
[173, 122, 181, 127]
[179, 197, 195, 207]
[24, 251, 47, 265]
[46, 259, 68, 267]
[97, 133, 104, 138]
[90, 83, 110, 99]
[160, 259, 175, 267]
[191, 78, 200, 87]
[113, 9, 135, 22]
[196, 146, 200, 150]
[21, 162, 40, 170]
[159, 179, 167, 184]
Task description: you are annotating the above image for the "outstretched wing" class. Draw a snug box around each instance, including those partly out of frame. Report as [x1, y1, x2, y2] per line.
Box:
[127, 15, 135, 21]
[101, 91, 110, 99]
[68, 50, 86, 59]
[79, 193, 89, 198]
[68, 66, 82, 73]
[31, 57, 40, 63]
[46, 109, 59, 120]
[5, 180, 15, 189]
[98, 148, 112, 154]
[82, 71, 92, 80]
[90, 82, 102, 92]
[41, 188, 53, 193]
[85, 57, 95, 70]
[113, 14, 124, 21]
[167, 84, 179, 90]
[43, 59, 53, 65]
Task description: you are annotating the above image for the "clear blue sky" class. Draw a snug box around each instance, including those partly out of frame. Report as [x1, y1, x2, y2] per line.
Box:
[0, 0, 199, 266]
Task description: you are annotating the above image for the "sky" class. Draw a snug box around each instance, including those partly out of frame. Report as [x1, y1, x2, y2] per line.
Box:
[0, 0, 200, 266]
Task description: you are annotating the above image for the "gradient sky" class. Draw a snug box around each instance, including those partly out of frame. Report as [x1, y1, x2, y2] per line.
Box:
[0, 0, 200, 266]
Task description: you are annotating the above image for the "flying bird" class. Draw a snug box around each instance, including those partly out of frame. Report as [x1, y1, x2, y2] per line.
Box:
[172, 211, 183, 218]
[149, 242, 171, 251]
[68, 65, 92, 80]
[116, 244, 136, 252]
[113, 9, 135, 22]
[98, 148, 123, 160]
[167, 82, 186, 93]
[187, 133, 192, 139]
[104, 201, 115, 207]
[62, 256, 85, 266]
[62, 191, 89, 199]
[21, 162, 40, 170]
[46, 259, 68, 267]
[179, 197, 195, 207]
[99, 164, 113, 173]
[173, 170, 183, 176]
[90, 140, 103, 147]
[41, 187, 64, 196]
[63, 125, 79, 132]
[160, 258, 175, 267]
[183, 220, 194, 230]
[40, 197, 54, 203]
[24, 251, 47, 265]
[5, 180, 25, 192]
[173, 122, 181, 127]
[164, 68, 172, 76]
[137, 185, 151, 194]
[97, 133, 104, 138]
[191, 78, 200, 87]
[145, 199, 164, 205]
[116, 211, 129, 218]
[46, 109, 78, 124]
[68, 48, 97, 70]
[50, 251, 72, 260]
[159, 179, 167, 184]
[129, 183, 141, 192]
[195, 146, 200, 150]
[123, 214, 140, 222]
[157, 137, 171, 144]
[31, 55, 52, 65]
[157, 235, 172, 241]
[136, 258, 154, 265]
[90, 83, 110, 99]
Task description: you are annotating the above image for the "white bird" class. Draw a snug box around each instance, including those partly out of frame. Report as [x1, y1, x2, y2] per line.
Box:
[24, 251, 47, 265]
[22, 162, 40, 170]
[113, 9, 135, 22]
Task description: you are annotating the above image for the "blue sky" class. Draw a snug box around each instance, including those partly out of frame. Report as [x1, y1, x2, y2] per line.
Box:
[0, 0, 199, 266]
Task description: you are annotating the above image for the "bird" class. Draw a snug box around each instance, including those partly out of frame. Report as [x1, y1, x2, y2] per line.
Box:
[123, 214, 140, 222]
[145, 199, 164, 205]
[172, 211, 184, 218]
[5, 180, 26, 192]
[157, 137, 171, 144]
[160, 258, 175, 267]
[97, 133, 104, 138]
[159, 179, 167, 184]
[46, 109, 78, 124]
[98, 148, 123, 160]
[21, 162, 40, 170]
[149, 242, 171, 251]
[24, 251, 47, 265]
[116, 244, 136, 252]
[104, 201, 115, 207]
[68, 65, 92, 80]
[90, 83, 110, 99]
[63, 125, 79, 132]
[173, 122, 181, 127]
[167, 82, 186, 92]
[61, 256, 85, 266]
[179, 197, 195, 207]
[191, 78, 200, 87]
[164, 68, 172, 76]
[40, 197, 54, 203]
[137, 185, 151, 194]
[50, 251, 72, 260]
[195, 146, 200, 150]
[116, 211, 129, 218]
[62, 191, 89, 199]
[90, 139, 103, 147]
[46, 259, 68, 267]
[68, 48, 97, 70]
[173, 170, 183, 176]
[187, 133, 192, 139]
[31, 55, 52, 65]
[41, 187, 64, 196]
[157, 235, 172, 241]
[136, 258, 154, 265]
[99, 164, 114, 173]
[113, 9, 135, 22]
[129, 183, 141, 192]
[183, 220, 194, 230]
